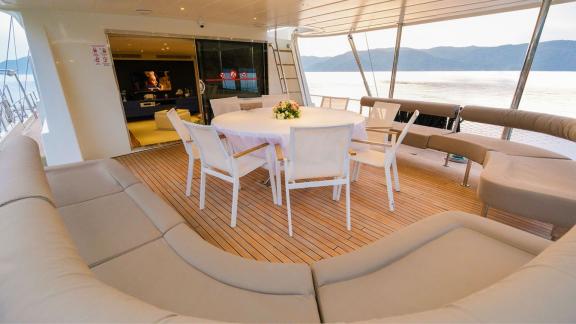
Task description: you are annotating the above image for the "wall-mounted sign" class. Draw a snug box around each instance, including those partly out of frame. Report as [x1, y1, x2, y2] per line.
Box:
[90, 45, 110, 66]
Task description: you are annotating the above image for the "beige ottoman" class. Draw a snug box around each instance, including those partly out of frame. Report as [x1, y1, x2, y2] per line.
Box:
[154, 109, 191, 130]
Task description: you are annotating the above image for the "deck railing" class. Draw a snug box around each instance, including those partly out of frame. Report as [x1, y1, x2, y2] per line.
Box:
[0, 70, 39, 139]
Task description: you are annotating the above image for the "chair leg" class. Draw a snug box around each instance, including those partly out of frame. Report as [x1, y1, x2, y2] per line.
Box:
[231, 177, 240, 228]
[385, 167, 395, 211]
[185, 157, 194, 197]
[199, 169, 206, 210]
[346, 177, 351, 231]
[275, 161, 282, 206]
[444, 152, 450, 167]
[268, 165, 277, 205]
[332, 184, 339, 201]
[392, 158, 400, 192]
[337, 184, 343, 201]
[285, 179, 293, 237]
[481, 203, 489, 217]
[461, 160, 472, 187]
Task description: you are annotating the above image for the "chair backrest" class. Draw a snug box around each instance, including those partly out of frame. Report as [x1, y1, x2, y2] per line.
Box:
[366, 102, 401, 129]
[287, 125, 353, 181]
[182, 122, 231, 172]
[167, 109, 191, 142]
[262, 94, 289, 108]
[321, 96, 349, 110]
[210, 97, 240, 117]
[388, 110, 420, 158]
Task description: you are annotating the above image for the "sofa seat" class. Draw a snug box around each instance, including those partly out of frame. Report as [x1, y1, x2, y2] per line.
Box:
[93, 223, 320, 323]
[312, 211, 550, 322]
[479, 151, 576, 228]
[391, 121, 452, 149]
[428, 132, 569, 164]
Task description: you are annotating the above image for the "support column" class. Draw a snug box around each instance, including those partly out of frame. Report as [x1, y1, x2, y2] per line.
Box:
[389, 23, 403, 98]
[502, 0, 552, 140]
[347, 34, 372, 97]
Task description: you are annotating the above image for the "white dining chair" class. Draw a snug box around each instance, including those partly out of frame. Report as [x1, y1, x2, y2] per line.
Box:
[183, 122, 277, 228]
[276, 124, 354, 236]
[262, 94, 289, 108]
[166, 108, 200, 197]
[210, 96, 240, 117]
[350, 110, 420, 212]
[351, 102, 401, 181]
[320, 96, 350, 110]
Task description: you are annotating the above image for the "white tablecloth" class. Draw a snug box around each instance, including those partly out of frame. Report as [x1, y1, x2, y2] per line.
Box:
[212, 107, 367, 156]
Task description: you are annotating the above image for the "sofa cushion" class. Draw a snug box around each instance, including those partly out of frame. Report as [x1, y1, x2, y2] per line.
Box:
[316, 228, 534, 321]
[46, 159, 140, 207]
[461, 105, 576, 141]
[479, 151, 576, 227]
[428, 132, 569, 163]
[312, 211, 550, 322]
[0, 199, 175, 323]
[93, 237, 320, 323]
[58, 191, 163, 267]
[0, 135, 54, 207]
[360, 97, 460, 118]
[391, 122, 452, 149]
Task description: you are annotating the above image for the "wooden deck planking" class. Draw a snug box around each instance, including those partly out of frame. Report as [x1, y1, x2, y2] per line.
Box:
[116, 143, 553, 264]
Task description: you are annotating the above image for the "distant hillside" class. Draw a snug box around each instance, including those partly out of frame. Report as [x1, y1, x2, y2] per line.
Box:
[301, 40, 576, 71]
[0, 57, 32, 72]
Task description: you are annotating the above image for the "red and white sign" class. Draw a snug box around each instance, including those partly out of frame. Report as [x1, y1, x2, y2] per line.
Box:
[230, 70, 237, 80]
[90, 45, 110, 66]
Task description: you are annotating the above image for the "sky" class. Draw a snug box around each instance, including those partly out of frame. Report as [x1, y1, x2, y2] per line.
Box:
[0, 13, 31, 61]
[298, 2, 576, 57]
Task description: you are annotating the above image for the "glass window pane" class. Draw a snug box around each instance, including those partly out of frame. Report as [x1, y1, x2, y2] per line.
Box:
[513, 2, 576, 158]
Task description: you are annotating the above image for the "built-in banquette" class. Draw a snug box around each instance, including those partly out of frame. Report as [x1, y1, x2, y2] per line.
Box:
[2, 134, 576, 323]
[360, 97, 576, 231]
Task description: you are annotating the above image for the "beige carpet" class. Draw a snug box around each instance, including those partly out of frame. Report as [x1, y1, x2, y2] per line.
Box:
[127, 116, 201, 147]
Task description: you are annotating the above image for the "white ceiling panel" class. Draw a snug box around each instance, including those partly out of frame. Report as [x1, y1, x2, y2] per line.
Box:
[0, 0, 573, 36]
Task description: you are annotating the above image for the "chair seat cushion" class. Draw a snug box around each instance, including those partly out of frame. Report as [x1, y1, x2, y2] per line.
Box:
[479, 151, 576, 227]
[391, 122, 452, 149]
[351, 149, 387, 167]
[428, 132, 569, 164]
[316, 227, 535, 322]
[93, 237, 320, 323]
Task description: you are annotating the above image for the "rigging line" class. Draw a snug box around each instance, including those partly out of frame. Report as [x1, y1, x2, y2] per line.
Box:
[23, 50, 31, 93]
[11, 19, 22, 100]
[2, 16, 13, 91]
[364, 32, 379, 97]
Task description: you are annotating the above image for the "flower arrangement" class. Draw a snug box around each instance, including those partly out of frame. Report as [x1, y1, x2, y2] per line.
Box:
[273, 100, 301, 120]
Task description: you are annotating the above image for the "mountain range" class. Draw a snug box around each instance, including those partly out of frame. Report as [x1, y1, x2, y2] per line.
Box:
[0, 57, 32, 72]
[301, 40, 576, 71]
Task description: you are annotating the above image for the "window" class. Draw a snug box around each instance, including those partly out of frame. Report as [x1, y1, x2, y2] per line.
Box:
[195, 39, 268, 120]
[512, 2, 576, 158]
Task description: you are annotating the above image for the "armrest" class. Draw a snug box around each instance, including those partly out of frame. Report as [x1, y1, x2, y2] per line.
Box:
[275, 144, 284, 161]
[165, 224, 315, 296]
[311, 211, 550, 288]
[352, 139, 392, 147]
[232, 143, 269, 159]
[366, 128, 399, 134]
[348, 149, 357, 156]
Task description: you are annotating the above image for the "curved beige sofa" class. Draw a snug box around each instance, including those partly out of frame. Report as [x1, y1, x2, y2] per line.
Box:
[3, 135, 576, 323]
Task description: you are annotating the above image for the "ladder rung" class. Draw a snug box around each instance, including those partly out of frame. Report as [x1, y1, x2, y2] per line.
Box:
[280, 77, 298, 80]
[280, 63, 295, 66]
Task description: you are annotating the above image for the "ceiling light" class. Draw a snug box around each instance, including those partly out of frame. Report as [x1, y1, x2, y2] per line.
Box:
[163, 43, 168, 46]
[180, 7, 185, 11]
[253, 17, 257, 20]
[166, 47, 170, 50]
[140, 49, 144, 53]
[127, 43, 132, 46]
[161, 48, 165, 51]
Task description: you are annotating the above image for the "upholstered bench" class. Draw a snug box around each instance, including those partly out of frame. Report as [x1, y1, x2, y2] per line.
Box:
[360, 97, 461, 149]
[478, 151, 576, 230]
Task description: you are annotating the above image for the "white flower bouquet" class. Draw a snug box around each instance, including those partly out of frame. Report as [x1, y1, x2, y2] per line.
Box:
[272, 100, 301, 119]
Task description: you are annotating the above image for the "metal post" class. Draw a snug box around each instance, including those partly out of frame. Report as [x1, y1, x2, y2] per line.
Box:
[389, 23, 403, 98]
[291, 32, 312, 106]
[347, 34, 372, 97]
[502, 0, 552, 140]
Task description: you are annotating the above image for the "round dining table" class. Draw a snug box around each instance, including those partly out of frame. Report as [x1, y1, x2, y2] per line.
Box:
[211, 107, 368, 156]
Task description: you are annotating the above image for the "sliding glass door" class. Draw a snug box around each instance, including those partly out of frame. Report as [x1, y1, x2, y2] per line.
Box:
[195, 39, 268, 122]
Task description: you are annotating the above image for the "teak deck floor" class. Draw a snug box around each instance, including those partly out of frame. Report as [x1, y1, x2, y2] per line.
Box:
[116, 143, 553, 264]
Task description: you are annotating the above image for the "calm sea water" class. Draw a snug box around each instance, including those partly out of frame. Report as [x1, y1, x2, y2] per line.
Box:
[306, 71, 576, 158]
